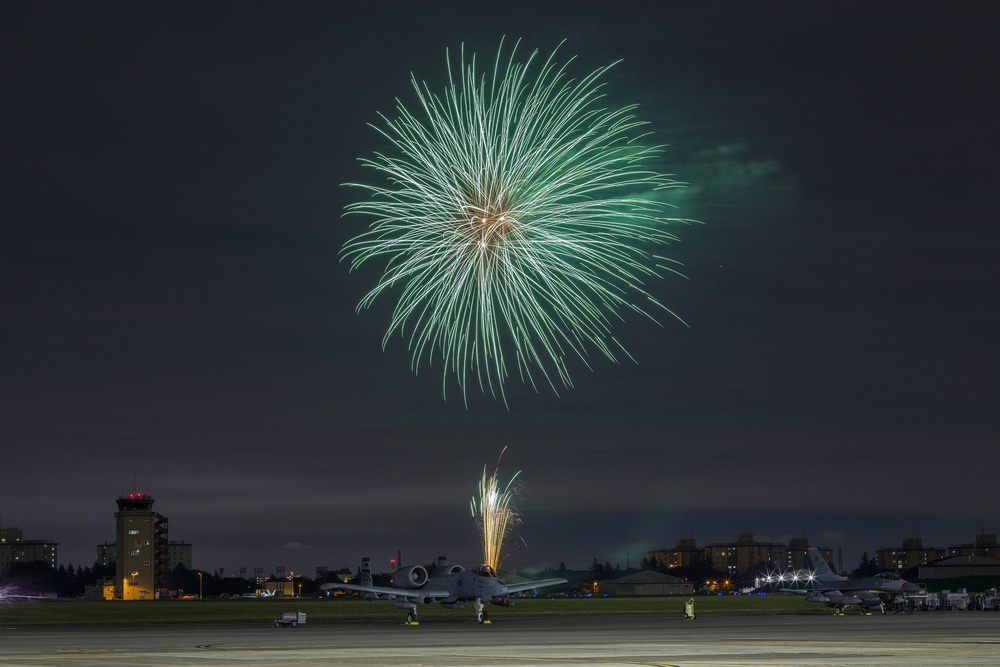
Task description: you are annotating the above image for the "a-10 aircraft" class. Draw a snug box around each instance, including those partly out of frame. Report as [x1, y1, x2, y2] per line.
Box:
[320, 556, 567, 624]
[793, 548, 924, 615]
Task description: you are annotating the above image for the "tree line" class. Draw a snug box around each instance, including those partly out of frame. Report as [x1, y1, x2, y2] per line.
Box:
[1, 561, 115, 597]
[0, 551, 893, 599]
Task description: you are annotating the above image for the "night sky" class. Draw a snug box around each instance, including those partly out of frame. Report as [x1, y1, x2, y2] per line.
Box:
[3, 1, 998, 577]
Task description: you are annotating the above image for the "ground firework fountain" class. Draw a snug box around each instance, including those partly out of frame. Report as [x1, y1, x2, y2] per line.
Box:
[471, 448, 521, 571]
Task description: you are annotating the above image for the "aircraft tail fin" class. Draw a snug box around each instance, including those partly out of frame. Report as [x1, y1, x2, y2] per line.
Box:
[357, 556, 374, 588]
[806, 548, 840, 581]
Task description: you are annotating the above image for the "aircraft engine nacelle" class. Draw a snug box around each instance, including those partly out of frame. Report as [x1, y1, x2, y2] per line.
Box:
[439, 564, 464, 575]
[393, 565, 429, 589]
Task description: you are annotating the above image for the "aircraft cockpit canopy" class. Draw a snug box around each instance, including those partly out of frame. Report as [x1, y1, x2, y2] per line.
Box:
[474, 564, 499, 578]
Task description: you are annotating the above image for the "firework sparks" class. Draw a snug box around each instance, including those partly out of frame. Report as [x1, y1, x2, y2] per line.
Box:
[342, 38, 690, 403]
[470, 448, 521, 572]
[0, 584, 42, 603]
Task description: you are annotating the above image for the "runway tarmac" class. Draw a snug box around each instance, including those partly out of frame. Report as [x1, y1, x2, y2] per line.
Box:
[2, 612, 998, 666]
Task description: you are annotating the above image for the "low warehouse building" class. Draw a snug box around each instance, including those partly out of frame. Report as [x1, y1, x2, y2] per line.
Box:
[603, 570, 694, 596]
[917, 555, 1000, 579]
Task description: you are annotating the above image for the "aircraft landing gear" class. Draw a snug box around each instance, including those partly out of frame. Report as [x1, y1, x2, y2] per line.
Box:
[833, 605, 845, 616]
[395, 600, 419, 625]
[474, 597, 490, 624]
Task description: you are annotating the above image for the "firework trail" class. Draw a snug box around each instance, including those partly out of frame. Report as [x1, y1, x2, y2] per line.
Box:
[343, 38, 689, 403]
[470, 448, 521, 572]
[0, 584, 45, 603]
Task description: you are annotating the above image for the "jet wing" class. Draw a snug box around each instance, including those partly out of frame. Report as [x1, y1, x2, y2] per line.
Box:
[320, 582, 450, 599]
[783, 586, 850, 596]
[504, 577, 567, 594]
[807, 584, 846, 593]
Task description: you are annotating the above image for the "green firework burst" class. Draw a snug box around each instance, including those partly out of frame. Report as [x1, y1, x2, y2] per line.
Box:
[342, 39, 689, 403]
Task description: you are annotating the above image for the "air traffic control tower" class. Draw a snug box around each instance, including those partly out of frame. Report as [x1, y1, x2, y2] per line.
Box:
[114, 492, 169, 600]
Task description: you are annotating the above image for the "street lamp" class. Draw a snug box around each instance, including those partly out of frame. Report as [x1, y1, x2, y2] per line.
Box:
[198, 571, 203, 599]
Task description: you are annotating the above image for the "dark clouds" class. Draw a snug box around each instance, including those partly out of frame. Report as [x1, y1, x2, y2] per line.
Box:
[1, 1, 998, 574]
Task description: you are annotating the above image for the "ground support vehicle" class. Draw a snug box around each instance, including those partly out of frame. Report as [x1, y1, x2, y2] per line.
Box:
[275, 611, 306, 627]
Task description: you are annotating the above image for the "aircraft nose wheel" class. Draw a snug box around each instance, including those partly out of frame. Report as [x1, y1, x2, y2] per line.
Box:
[474, 597, 491, 624]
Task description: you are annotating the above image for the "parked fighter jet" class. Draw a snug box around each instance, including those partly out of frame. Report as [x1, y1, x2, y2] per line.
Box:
[795, 548, 924, 615]
[320, 556, 566, 624]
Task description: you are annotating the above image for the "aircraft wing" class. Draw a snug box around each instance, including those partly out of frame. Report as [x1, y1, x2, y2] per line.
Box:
[505, 577, 567, 594]
[320, 582, 450, 599]
[814, 579, 921, 595]
[807, 584, 847, 593]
